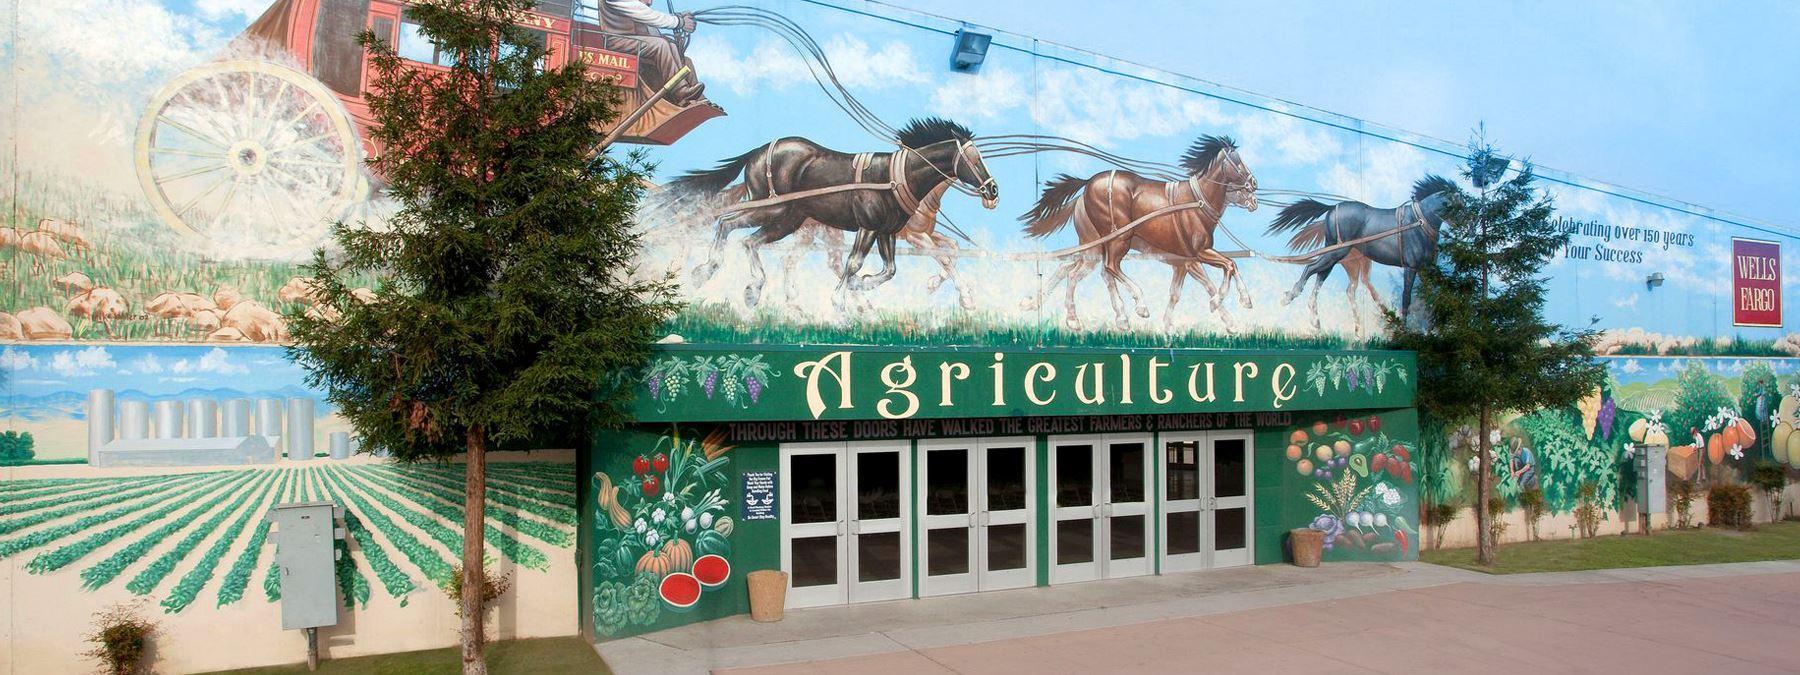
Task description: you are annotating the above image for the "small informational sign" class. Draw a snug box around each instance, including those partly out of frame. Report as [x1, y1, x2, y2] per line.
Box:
[742, 471, 776, 521]
[1732, 238, 1782, 327]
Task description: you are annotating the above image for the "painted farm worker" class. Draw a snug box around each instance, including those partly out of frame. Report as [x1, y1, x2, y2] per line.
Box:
[1508, 437, 1538, 490]
[599, 0, 709, 106]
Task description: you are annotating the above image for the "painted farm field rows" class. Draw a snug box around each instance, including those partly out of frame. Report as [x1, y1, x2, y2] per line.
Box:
[0, 462, 573, 614]
[379, 465, 575, 537]
[344, 466, 552, 570]
[399, 464, 577, 525]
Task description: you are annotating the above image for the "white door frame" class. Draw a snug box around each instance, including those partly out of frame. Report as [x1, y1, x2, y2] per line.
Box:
[917, 436, 1036, 596]
[1048, 433, 1152, 583]
[1155, 430, 1255, 573]
[779, 440, 913, 608]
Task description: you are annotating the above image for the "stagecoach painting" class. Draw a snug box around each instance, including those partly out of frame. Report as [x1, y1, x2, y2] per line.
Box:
[132, 0, 721, 249]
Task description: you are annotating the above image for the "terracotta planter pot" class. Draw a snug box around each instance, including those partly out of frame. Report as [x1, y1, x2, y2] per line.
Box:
[746, 570, 788, 622]
[1290, 528, 1324, 567]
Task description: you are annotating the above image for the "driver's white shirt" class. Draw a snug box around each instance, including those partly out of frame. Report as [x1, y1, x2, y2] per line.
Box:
[605, 0, 679, 29]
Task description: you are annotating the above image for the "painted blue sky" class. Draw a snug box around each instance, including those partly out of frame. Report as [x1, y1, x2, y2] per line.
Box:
[0, 345, 312, 398]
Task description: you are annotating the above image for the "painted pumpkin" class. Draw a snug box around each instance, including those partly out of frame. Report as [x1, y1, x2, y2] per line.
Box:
[636, 539, 694, 576]
[595, 472, 632, 529]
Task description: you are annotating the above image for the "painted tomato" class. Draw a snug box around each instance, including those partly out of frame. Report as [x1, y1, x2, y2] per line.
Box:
[692, 554, 731, 589]
[632, 455, 651, 476]
[659, 572, 702, 611]
[1348, 420, 1364, 436]
[1368, 416, 1383, 433]
[642, 475, 662, 498]
[652, 452, 671, 473]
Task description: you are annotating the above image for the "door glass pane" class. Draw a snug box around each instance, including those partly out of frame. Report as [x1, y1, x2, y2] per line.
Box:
[987, 523, 1028, 571]
[1165, 441, 1199, 501]
[927, 528, 970, 576]
[1109, 514, 1145, 560]
[1214, 507, 1247, 551]
[927, 449, 970, 515]
[1056, 444, 1093, 507]
[791, 454, 838, 524]
[1213, 439, 1246, 498]
[857, 532, 902, 582]
[791, 535, 838, 587]
[1057, 519, 1093, 564]
[986, 446, 1027, 512]
[858, 451, 902, 520]
[1166, 511, 1200, 555]
[1110, 442, 1146, 503]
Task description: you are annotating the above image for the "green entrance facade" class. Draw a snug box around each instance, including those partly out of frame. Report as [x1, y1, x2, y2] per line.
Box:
[581, 345, 1421, 639]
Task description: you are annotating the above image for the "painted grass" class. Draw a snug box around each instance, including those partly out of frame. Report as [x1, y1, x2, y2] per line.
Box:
[194, 637, 608, 675]
[341, 466, 550, 570]
[1422, 521, 1800, 574]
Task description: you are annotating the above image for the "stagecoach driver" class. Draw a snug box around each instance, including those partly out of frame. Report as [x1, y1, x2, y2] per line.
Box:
[599, 0, 710, 107]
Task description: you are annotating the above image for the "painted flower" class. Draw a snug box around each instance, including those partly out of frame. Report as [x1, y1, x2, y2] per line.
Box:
[1622, 444, 1637, 459]
[652, 508, 666, 524]
[663, 491, 676, 504]
[1728, 444, 1744, 461]
[645, 530, 660, 547]
[1383, 489, 1401, 507]
[1489, 429, 1502, 445]
[1468, 456, 1480, 472]
[634, 518, 647, 534]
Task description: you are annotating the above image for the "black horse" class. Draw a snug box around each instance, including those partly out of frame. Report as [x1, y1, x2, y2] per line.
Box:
[1265, 175, 1457, 329]
[672, 118, 998, 313]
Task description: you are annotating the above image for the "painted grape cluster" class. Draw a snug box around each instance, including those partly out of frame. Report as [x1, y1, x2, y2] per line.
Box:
[0, 463, 574, 614]
[1303, 355, 1407, 397]
[644, 354, 777, 409]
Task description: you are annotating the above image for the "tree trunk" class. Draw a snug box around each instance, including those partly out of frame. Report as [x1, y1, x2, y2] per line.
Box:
[1476, 406, 1496, 566]
[462, 426, 488, 675]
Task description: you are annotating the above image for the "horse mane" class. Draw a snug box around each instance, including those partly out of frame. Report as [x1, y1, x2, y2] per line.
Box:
[896, 117, 973, 149]
[1411, 174, 1457, 201]
[1179, 135, 1237, 174]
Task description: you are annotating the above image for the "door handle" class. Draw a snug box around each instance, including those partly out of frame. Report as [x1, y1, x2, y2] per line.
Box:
[837, 521, 848, 536]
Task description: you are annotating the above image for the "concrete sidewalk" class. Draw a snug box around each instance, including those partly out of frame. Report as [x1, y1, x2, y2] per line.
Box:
[595, 559, 1800, 674]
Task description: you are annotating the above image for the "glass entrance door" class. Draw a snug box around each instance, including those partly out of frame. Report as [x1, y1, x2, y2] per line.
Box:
[1049, 434, 1151, 583]
[1157, 431, 1254, 572]
[780, 441, 912, 608]
[919, 437, 1035, 596]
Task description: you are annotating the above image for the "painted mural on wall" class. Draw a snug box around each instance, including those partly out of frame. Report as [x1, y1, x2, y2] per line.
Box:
[1279, 414, 1420, 560]
[3, 0, 1791, 352]
[1417, 355, 1800, 515]
[589, 425, 737, 636]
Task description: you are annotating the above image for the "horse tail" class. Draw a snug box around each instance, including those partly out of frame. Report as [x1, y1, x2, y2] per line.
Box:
[1286, 220, 1328, 252]
[1265, 198, 1334, 235]
[668, 147, 759, 196]
[1020, 173, 1089, 238]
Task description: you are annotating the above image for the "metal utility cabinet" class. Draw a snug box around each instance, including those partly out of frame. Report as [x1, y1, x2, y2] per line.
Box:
[265, 501, 345, 630]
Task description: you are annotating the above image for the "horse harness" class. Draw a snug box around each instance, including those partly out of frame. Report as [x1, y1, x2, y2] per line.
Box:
[727, 138, 984, 219]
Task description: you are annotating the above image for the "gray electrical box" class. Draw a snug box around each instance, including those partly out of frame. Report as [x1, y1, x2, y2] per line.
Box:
[1635, 445, 1668, 516]
[266, 501, 345, 630]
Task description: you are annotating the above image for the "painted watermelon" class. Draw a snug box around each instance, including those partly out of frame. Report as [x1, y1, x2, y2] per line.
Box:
[660, 572, 702, 612]
[692, 554, 731, 589]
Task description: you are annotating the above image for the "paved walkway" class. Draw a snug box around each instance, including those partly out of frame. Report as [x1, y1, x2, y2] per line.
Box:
[595, 560, 1800, 674]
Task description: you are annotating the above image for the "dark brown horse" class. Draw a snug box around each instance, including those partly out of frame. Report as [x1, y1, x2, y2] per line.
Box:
[671, 118, 996, 314]
[1019, 136, 1258, 331]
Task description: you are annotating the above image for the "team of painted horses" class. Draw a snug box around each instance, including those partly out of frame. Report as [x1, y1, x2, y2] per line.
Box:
[667, 117, 1454, 334]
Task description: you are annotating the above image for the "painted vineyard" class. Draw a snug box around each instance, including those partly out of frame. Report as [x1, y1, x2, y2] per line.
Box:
[1286, 415, 1420, 560]
[0, 462, 573, 614]
[591, 427, 735, 635]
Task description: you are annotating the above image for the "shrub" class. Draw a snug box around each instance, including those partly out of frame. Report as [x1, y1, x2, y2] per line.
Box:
[1518, 487, 1547, 541]
[442, 565, 513, 621]
[1749, 462, 1788, 522]
[1421, 502, 1460, 550]
[0, 430, 36, 465]
[1485, 495, 1510, 542]
[84, 602, 155, 675]
[1671, 479, 1698, 529]
[1707, 483, 1754, 530]
[1574, 482, 1602, 538]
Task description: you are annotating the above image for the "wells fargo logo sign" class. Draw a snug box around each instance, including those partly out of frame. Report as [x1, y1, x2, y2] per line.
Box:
[1732, 237, 1782, 328]
[635, 346, 1414, 422]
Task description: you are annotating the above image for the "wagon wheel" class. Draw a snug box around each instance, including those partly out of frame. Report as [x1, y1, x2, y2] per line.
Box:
[135, 60, 365, 253]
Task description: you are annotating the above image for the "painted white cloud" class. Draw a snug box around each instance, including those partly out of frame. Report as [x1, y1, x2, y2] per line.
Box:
[1318, 142, 1432, 205]
[688, 34, 926, 97]
[0, 347, 40, 371]
[194, 0, 267, 21]
[49, 347, 117, 377]
[130, 354, 165, 375]
[930, 67, 1029, 122]
[1229, 106, 1342, 168]
[1621, 359, 1642, 374]
[1027, 67, 1231, 147]
[195, 348, 249, 375]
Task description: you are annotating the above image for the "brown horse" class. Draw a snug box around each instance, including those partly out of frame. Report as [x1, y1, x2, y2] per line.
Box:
[1019, 136, 1257, 331]
[780, 182, 971, 310]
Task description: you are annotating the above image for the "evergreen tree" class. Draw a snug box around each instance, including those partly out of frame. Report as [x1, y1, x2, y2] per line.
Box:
[287, 0, 677, 670]
[1385, 136, 1604, 566]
